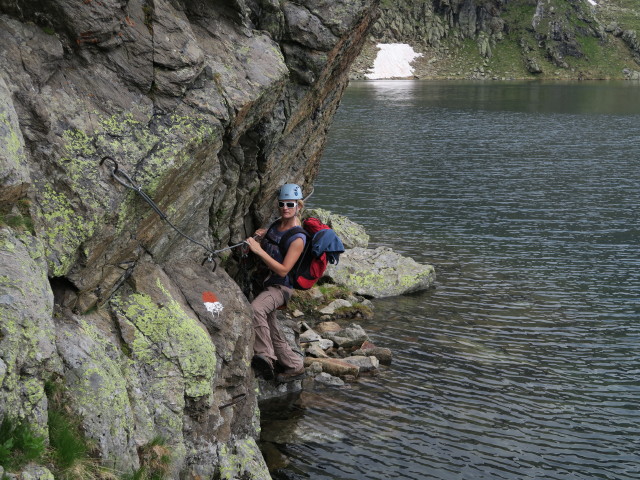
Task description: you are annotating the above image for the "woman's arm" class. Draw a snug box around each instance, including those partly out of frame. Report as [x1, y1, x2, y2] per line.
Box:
[245, 236, 304, 278]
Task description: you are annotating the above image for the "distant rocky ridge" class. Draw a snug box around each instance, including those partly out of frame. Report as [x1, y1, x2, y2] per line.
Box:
[352, 0, 640, 80]
[0, 1, 380, 478]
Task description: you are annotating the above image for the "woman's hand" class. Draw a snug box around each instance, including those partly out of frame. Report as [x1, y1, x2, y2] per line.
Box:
[245, 236, 263, 255]
[254, 228, 267, 239]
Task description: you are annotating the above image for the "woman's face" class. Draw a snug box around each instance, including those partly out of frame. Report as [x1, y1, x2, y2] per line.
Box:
[278, 200, 298, 218]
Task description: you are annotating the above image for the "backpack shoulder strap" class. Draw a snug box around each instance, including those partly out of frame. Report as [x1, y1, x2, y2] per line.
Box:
[278, 226, 308, 254]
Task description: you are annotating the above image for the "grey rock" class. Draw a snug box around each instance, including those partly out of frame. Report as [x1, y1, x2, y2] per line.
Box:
[319, 298, 352, 315]
[18, 465, 55, 480]
[314, 372, 345, 386]
[352, 346, 393, 365]
[307, 361, 324, 375]
[306, 343, 329, 358]
[0, 0, 379, 477]
[623, 68, 640, 80]
[326, 246, 436, 297]
[0, 75, 30, 204]
[300, 328, 322, 343]
[526, 57, 543, 74]
[305, 208, 370, 248]
[0, 230, 59, 434]
[342, 355, 379, 372]
[317, 338, 334, 350]
[284, 3, 339, 51]
[323, 323, 369, 349]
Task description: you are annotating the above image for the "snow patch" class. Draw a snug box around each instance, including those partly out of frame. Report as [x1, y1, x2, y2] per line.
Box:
[366, 43, 422, 80]
[587, 0, 597, 5]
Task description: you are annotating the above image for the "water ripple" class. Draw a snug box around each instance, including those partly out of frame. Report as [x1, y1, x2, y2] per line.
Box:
[263, 81, 640, 480]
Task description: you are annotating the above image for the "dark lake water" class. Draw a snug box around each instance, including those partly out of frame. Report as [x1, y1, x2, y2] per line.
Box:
[261, 81, 640, 480]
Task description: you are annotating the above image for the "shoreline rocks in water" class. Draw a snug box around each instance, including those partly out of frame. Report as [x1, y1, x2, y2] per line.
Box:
[257, 211, 434, 400]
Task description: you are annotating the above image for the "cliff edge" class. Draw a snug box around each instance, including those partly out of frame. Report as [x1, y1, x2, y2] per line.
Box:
[0, 0, 379, 477]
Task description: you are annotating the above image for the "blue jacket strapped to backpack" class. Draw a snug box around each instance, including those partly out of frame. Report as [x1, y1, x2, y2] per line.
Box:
[310, 229, 344, 264]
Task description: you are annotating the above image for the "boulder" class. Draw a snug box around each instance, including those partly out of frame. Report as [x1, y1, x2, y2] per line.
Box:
[305, 208, 369, 248]
[315, 321, 342, 334]
[300, 328, 322, 343]
[305, 343, 329, 358]
[326, 246, 435, 297]
[18, 465, 55, 480]
[314, 372, 345, 387]
[317, 338, 334, 350]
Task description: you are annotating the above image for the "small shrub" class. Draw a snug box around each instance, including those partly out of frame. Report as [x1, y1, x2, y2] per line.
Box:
[0, 417, 46, 471]
[122, 437, 172, 480]
[318, 284, 350, 301]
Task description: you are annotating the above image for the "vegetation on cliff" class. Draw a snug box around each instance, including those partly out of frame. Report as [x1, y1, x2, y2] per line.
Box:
[353, 0, 640, 80]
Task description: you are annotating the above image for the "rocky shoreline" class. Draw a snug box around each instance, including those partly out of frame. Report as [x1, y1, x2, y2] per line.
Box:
[256, 210, 435, 401]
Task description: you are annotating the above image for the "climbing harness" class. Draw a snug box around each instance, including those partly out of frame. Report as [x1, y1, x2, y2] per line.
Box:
[100, 156, 247, 271]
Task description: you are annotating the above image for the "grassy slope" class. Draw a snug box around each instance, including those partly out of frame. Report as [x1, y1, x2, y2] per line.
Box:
[361, 0, 640, 80]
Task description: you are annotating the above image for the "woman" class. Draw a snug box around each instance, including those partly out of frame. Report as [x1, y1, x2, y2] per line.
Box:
[245, 183, 306, 383]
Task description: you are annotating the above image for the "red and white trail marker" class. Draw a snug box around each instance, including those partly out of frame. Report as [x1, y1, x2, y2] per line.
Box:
[202, 291, 223, 317]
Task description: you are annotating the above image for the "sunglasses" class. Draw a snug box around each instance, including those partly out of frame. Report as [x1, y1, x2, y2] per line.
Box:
[278, 201, 297, 209]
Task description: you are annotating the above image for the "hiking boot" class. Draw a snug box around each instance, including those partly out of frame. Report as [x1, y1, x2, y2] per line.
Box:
[251, 354, 274, 380]
[276, 367, 306, 384]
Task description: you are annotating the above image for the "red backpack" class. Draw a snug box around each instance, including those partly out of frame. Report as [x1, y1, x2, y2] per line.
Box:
[277, 217, 345, 290]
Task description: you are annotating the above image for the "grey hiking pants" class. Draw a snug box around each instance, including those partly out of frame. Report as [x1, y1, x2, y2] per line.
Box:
[251, 284, 304, 372]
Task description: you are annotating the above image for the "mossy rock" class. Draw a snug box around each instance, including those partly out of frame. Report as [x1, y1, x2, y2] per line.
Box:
[326, 246, 435, 298]
[305, 208, 369, 248]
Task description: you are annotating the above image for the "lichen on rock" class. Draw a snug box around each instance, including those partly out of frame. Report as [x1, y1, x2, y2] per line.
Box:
[113, 279, 217, 400]
[326, 246, 436, 297]
[0, 0, 380, 477]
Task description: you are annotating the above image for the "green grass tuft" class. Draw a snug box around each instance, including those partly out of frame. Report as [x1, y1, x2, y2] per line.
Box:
[48, 410, 89, 471]
[0, 417, 47, 471]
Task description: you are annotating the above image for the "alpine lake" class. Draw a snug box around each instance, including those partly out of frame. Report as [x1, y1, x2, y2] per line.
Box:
[259, 80, 640, 480]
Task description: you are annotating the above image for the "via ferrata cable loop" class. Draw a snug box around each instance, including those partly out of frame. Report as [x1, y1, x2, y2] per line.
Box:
[100, 156, 247, 271]
[302, 186, 314, 202]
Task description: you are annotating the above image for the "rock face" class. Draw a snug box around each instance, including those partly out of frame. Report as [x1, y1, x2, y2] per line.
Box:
[0, 0, 379, 477]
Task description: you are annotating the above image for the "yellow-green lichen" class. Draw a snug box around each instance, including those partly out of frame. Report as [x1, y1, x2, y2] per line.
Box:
[347, 272, 386, 289]
[217, 438, 269, 480]
[0, 110, 26, 165]
[0, 232, 55, 426]
[38, 183, 97, 276]
[116, 279, 216, 398]
[36, 107, 218, 275]
[68, 321, 132, 429]
[399, 268, 434, 288]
